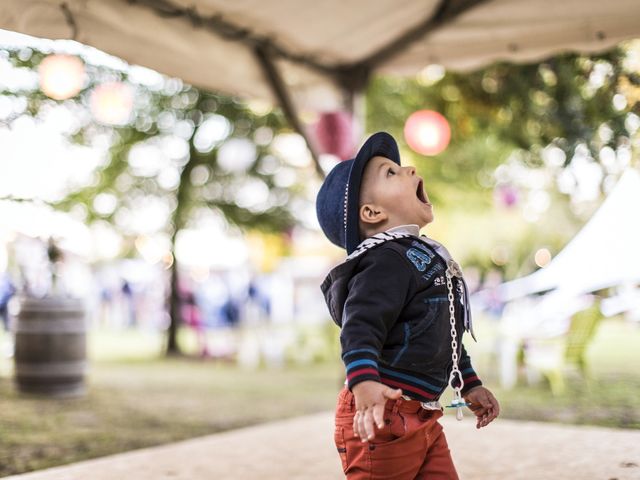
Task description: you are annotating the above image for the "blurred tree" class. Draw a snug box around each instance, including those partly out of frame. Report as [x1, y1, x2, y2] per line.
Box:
[2, 42, 640, 349]
[369, 47, 639, 200]
[367, 45, 640, 277]
[1, 46, 304, 355]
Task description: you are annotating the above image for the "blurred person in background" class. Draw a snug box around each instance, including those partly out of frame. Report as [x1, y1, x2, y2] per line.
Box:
[0, 271, 16, 332]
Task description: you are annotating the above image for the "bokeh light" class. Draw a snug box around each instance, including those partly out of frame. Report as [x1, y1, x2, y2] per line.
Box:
[494, 184, 520, 208]
[193, 114, 231, 153]
[90, 81, 133, 125]
[534, 248, 552, 267]
[404, 110, 451, 156]
[38, 54, 85, 100]
[490, 245, 509, 266]
[217, 138, 257, 173]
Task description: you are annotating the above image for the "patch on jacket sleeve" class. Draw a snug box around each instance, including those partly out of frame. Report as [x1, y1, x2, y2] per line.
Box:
[406, 247, 435, 272]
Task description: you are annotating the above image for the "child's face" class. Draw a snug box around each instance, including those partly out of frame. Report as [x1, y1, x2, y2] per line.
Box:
[359, 155, 434, 231]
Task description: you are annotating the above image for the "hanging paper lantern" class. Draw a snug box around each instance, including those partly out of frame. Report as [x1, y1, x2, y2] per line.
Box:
[90, 82, 134, 125]
[39, 54, 85, 100]
[404, 110, 451, 156]
[314, 111, 356, 160]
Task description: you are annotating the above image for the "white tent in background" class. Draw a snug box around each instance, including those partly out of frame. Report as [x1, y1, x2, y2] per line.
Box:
[497, 168, 640, 301]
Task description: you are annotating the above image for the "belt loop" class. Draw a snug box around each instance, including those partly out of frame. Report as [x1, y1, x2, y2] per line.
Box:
[392, 398, 400, 415]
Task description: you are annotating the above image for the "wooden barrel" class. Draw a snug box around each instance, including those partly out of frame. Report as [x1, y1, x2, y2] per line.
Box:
[13, 296, 87, 397]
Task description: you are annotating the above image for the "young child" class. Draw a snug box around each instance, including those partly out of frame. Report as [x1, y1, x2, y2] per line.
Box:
[316, 131, 499, 479]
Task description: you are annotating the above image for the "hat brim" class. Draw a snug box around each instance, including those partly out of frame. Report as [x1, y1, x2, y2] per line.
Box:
[345, 132, 401, 254]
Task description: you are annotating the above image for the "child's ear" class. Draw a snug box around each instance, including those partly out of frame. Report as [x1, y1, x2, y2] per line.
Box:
[359, 203, 387, 225]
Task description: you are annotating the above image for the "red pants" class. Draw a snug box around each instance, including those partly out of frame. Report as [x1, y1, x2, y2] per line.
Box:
[334, 387, 459, 480]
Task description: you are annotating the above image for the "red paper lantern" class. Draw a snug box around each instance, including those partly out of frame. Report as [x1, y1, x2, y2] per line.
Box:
[404, 110, 451, 156]
[39, 54, 85, 100]
[314, 111, 355, 160]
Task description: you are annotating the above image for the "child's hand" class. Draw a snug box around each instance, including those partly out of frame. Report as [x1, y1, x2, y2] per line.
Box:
[351, 381, 402, 442]
[463, 386, 500, 429]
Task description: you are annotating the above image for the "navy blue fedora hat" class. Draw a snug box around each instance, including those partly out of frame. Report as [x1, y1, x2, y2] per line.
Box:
[316, 131, 401, 254]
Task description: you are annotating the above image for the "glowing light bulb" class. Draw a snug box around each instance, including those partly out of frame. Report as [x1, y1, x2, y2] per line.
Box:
[39, 54, 85, 100]
[404, 110, 451, 156]
[90, 82, 133, 125]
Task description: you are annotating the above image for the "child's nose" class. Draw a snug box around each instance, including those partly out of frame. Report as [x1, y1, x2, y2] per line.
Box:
[404, 166, 416, 176]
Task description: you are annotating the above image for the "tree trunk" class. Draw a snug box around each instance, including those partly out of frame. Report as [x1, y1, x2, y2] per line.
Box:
[164, 144, 197, 356]
[165, 251, 182, 356]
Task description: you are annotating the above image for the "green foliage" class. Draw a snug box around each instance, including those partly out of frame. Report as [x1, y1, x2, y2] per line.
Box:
[0, 330, 342, 476]
[369, 49, 637, 171]
[0, 45, 311, 353]
[2, 43, 639, 284]
[367, 46, 639, 277]
[1, 47, 301, 241]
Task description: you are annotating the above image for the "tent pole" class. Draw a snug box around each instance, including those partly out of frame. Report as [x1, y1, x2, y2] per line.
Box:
[360, 0, 489, 69]
[254, 46, 325, 179]
[342, 87, 367, 150]
[133, 0, 487, 90]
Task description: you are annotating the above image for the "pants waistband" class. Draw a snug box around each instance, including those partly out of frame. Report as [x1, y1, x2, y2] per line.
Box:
[340, 387, 441, 414]
[401, 395, 442, 411]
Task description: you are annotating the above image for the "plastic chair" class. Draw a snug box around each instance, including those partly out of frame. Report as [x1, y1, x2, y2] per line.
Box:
[523, 302, 601, 395]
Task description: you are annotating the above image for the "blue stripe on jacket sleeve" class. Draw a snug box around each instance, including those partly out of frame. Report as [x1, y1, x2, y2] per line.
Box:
[342, 348, 379, 360]
[346, 358, 378, 372]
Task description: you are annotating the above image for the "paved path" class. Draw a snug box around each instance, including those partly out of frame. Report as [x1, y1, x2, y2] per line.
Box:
[6, 412, 640, 480]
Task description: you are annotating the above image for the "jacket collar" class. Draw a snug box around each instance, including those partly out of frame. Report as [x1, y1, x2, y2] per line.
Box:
[345, 225, 419, 261]
[387, 224, 420, 236]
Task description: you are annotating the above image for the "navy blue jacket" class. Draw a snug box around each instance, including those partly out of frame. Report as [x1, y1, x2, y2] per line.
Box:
[321, 231, 482, 402]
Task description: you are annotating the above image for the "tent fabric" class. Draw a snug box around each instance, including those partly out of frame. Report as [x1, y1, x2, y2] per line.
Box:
[382, 0, 640, 74]
[1, 0, 640, 110]
[497, 168, 640, 300]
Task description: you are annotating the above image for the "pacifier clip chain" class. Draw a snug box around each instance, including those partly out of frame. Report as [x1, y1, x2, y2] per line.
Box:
[444, 259, 470, 421]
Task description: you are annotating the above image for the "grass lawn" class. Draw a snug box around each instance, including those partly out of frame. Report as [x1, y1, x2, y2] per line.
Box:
[467, 316, 640, 429]
[0, 328, 344, 477]
[0, 318, 638, 477]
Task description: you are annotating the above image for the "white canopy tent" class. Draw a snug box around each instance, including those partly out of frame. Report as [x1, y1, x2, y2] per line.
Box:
[2, 0, 639, 105]
[2, 0, 640, 174]
[490, 169, 640, 389]
[497, 168, 640, 301]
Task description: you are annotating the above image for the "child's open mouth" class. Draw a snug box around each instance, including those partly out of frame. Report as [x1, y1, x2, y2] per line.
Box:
[416, 179, 431, 205]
